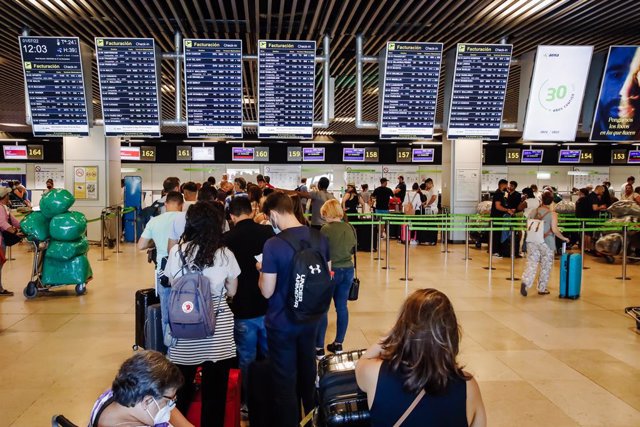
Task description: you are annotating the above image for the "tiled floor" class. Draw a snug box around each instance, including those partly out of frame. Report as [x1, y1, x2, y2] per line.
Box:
[0, 239, 639, 426]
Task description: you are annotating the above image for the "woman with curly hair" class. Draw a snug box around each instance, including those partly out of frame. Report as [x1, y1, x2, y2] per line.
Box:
[165, 202, 240, 427]
[356, 289, 486, 427]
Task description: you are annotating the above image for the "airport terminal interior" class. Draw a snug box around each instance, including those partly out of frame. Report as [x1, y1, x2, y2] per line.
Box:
[0, 1, 640, 426]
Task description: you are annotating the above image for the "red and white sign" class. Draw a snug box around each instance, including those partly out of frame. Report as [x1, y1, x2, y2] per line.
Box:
[120, 146, 141, 161]
[3, 146, 28, 160]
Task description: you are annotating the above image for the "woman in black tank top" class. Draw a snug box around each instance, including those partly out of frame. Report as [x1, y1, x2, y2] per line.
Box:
[356, 289, 487, 427]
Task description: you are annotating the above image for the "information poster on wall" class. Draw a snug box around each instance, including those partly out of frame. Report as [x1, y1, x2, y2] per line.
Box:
[34, 165, 64, 190]
[481, 167, 508, 191]
[572, 167, 609, 188]
[523, 45, 593, 141]
[263, 165, 300, 189]
[345, 167, 382, 191]
[455, 168, 480, 202]
[73, 166, 98, 200]
[591, 46, 640, 142]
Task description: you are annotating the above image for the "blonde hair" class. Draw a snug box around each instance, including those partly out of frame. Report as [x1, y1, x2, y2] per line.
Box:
[321, 199, 343, 220]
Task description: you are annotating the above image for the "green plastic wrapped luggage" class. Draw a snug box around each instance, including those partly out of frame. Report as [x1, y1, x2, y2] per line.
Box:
[49, 211, 87, 241]
[42, 255, 92, 285]
[40, 189, 75, 218]
[46, 237, 89, 260]
[20, 211, 50, 242]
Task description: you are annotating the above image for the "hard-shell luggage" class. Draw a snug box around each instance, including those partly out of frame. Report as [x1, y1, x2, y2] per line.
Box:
[559, 253, 582, 299]
[224, 369, 241, 427]
[317, 350, 370, 427]
[248, 359, 275, 427]
[400, 224, 416, 243]
[145, 303, 167, 354]
[134, 288, 159, 350]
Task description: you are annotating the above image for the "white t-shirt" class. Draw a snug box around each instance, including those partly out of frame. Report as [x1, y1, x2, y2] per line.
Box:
[523, 197, 541, 218]
[403, 191, 422, 211]
[182, 200, 196, 212]
[423, 188, 438, 212]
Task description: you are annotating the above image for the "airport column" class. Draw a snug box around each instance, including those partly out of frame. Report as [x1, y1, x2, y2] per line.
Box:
[63, 126, 121, 241]
[440, 138, 482, 243]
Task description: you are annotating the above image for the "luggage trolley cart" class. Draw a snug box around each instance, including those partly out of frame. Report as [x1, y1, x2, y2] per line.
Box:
[23, 239, 87, 299]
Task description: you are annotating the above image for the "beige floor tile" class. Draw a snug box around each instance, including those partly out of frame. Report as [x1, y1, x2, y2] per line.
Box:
[0, 314, 28, 331]
[7, 313, 76, 333]
[0, 388, 45, 427]
[493, 350, 585, 381]
[459, 352, 522, 382]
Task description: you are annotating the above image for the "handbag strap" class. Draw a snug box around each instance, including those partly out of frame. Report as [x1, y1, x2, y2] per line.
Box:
[393, 389, 426, 427]
[348, 224, 358, 278]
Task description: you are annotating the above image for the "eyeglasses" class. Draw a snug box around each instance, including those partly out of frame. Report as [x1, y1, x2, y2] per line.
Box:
[162, 394, 178, 408]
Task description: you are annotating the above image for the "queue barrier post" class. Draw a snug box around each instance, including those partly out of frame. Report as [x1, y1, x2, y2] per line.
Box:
[133, 209, 138, 244]
[7, 245, 14, 262]
[580, 220, 589, 270]
[375, 215, 383, 262]
[441, 214, 450, 254]
[616, 224, 630, 281]
[400, 223, 412, 282]
[463, 215, 472, 261]
[506, 226, 519, 281]
[114, 206, 122, 254]
[484, 221, 495, 271]
[370, 214, 374, 259]
[383, 220, 393, 270]
[99, 210, 108, 261]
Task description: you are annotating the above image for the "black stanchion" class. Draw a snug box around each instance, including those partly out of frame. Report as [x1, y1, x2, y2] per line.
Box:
[374, 215, 383, 261]
[616, 224, 631, 281]
[400, 227, 412, 281]
[484, 222, 495, 271]
[506, 228, 519, 281]
[463, 215, 472, 261]
[383, 220, 393, 270]
[580, 220, 589, 270]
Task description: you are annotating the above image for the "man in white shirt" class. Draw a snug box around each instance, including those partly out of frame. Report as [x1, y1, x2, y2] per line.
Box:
[621, 176, 635, 194]
[182, 181, 198, 212]
[158, 177, 180, 214]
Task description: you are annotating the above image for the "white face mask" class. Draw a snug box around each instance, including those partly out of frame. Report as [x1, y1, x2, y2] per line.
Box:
[146, 397, 175, 426]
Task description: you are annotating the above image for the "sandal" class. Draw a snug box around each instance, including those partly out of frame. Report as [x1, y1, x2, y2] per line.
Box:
[537, 290, 550, 295]
[0, 289, 14, 296]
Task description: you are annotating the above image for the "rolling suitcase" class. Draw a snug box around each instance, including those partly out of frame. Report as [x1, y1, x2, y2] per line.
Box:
[317, 350, 370, 427]
[355, 223, 377, 252]
[145, 303, 167, 354]
[559, 253, 582, 299]
[134, 288, 159, 350]
[248, 359, 275, 427]
[224, 369, 241, 427]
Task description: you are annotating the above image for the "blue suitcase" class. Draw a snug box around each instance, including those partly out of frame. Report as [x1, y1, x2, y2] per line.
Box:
[559, 253, 582, 299]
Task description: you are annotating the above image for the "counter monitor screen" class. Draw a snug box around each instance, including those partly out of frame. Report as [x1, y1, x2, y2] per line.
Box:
[3, 146, 28, 160]
[120, 146, 140, 161]
[343, 148, 365, 162]
[95, 38, 162, 137]
[184, 39, 243, 139]
[558, 149, 581, 163]
[192, 146, 215, 161]
[628, 150, 640, 164]
[380, 42, 443, 140]
[521, 149, 544, 163]
[19, 36, 90, 137]
[302, 147, 325, 162]
[412, 148, 435, 162]
[447, 43, 512, 140]
[232, 147, 254, 161]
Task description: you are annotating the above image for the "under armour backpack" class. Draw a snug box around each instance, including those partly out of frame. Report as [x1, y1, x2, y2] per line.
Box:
[168, 250, 221, 340]
[278, 228, 334, 323]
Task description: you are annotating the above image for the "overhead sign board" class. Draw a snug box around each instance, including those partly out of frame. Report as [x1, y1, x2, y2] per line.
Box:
[447, 43, 512, 140]
[95, 37, 162, 137]
[258, 40, 316, 139]
[523, 45, 593, 141]
[184, 39, 243, 139]
[380, 42, 443, 140]
[19, 36, 90, 137]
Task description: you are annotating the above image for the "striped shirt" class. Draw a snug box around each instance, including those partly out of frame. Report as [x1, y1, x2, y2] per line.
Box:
[165, 245, 240, 365]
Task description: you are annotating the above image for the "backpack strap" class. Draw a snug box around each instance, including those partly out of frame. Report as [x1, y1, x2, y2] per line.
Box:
[92, 395, 115, 427]
[393, 389, 426, 427]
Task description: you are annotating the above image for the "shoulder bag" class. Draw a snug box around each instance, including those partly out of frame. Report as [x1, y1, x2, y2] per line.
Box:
[347, 224, 360, 301]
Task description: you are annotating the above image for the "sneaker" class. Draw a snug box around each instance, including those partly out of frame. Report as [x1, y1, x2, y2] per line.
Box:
[492, 253, 503, 258]
[537, 289, 550, 295]
[327, 342, 343, 354]
[316, 348, 325, 360]
[520, 283, 527, 297]
[410, 240, 418, 245]
[0, 289, 13, 297]
[240, 404, 249, 420]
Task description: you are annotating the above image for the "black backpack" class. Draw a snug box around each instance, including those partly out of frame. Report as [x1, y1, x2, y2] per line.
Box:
[278, 228, 334, 323]
[139, 199, 165, 229]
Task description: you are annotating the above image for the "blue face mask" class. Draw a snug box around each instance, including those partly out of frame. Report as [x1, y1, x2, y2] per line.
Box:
[270, 215, 281, 234]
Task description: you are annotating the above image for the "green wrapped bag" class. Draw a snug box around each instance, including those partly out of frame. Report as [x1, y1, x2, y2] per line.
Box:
[20, 211, 50, 242]
[49, 211, 87, 241]
[40, 189, 75, 218]
[42, 255, 92, 285]
[46, 238, 89, 261]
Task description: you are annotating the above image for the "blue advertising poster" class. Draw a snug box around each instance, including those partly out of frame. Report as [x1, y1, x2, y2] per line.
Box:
[591, 46, 640, 142]
[258, 40, 316, 139]
[19, 36, 90, 137]
[184, 39, 243, 138]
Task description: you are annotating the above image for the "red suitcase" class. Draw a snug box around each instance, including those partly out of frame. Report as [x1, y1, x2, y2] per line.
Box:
[224, 369, 241, 427]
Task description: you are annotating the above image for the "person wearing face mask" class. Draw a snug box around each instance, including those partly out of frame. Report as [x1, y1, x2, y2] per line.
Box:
[89, 350, 192, 427]
[43, 178, 54, 194]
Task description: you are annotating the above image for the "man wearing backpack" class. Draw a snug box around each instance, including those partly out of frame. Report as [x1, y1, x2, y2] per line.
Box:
[257, 192, 332, 427]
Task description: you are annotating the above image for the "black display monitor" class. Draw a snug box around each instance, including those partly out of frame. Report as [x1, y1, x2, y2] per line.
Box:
[558, 149, 581, 163]
[521, 149, 544, 163]
[302, 147, 325, 161]
[343, 148, 365, 162]
[412, 149, 435, 162]
[232, 147, 254, 161]
[628, 150, 640, 164]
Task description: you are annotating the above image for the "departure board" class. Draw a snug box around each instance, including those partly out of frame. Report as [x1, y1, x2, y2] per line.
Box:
[258, 40, 316, 139]
[628, 150, 640, 164]
[521, 149, 544, 163]
[302, 147, 325, 161]
[184, 39, 243, 139]
[558, 150, 581, 163]
[447, 44, 512, 140]
[19, 36, 90, 137]
[380, 42, 443, 140]
[95, 38, 161, 137]
[412, 149, 435, 162]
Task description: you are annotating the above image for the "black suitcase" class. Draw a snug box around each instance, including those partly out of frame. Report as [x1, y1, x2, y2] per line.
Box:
[354, 223, 377, 252]
[317, 350, 370, 427]
[145, 304, 167, 354]
[248, 359, 275, 427]
[134, 288, 159, 350]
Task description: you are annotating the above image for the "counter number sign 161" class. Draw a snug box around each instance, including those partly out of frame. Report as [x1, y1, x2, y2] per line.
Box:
[538, 79, 575, 112]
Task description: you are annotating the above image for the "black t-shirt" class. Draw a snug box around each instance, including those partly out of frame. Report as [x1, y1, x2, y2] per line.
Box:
[395, 182, 407, 202]
[506, 191, 522, 212]
[222, 219, 275, 319]
[490, 189, 507, 217]
[575, 197, 593, 219]
[587, 192, 602, 217]
[372, 186, 395, 211]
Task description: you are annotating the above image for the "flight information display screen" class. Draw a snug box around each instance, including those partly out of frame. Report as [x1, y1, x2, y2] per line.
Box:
[558, 149, 581, 163]
[192, 146, 215, 161]
[184, 39, 243, 139]
[447, 43, 512, 140]
[232, 147, 254, 161]
[627, 150, 640, 164]
[412, 149, 435, 162]
[19, 36, 90, 137]
[302, 147, 325, 161]
[343, 148, 365, 162]
[120, 146, 140, 161]
[3, 146, 28, 160]
[258, 40, 316, 139]
[95, 38, 161, 137]
[380, 42, 443, 140]
[521, 149, 544, 163]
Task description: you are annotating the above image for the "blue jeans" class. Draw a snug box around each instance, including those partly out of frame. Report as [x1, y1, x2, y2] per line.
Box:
[234, 316, 268, 403]
[156, 277, 171, 337]
[316, 267, 354, 348]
